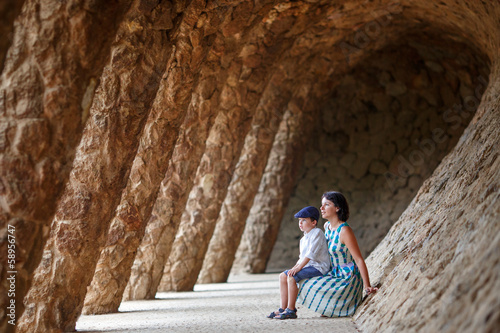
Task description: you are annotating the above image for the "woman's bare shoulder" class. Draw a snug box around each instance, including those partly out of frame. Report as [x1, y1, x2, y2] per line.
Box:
[323, 221, 330, 231]
[339, 224, 357, 242]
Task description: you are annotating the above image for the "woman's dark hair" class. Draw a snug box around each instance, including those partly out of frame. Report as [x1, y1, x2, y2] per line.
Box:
[322, 191, 350, 222]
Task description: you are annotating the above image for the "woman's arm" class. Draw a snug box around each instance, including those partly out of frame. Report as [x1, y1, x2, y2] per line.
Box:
[341, 226, 378, 294]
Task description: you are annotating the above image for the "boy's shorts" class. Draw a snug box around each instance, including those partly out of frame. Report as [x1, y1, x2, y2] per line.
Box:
[283, 266, 323, 283]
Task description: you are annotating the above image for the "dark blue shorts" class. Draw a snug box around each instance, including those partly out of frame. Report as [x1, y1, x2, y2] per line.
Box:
[283, 266, 323, 283]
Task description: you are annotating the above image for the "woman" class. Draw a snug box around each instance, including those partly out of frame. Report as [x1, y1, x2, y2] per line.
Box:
[296, 191, 377, 317]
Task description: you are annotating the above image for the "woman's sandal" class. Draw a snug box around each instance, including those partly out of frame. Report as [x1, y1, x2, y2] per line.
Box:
[274, 308, 297, 319]
[267, 308, 285, 318]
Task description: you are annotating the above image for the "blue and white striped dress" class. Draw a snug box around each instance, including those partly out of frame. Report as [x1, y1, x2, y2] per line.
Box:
[297, 222, 363, 317]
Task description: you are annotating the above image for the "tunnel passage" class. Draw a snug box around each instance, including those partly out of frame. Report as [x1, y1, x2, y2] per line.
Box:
[0, 1, 498, 333]
[267, 35, 490, 270]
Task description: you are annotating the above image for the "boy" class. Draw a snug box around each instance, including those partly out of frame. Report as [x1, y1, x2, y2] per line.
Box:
[267, 206, 330, 320]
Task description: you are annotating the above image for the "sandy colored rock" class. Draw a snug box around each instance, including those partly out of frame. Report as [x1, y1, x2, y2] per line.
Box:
[0, 0, 24, 73]
[16, 1, 170, 331]
[198, 46, 335, 282]
[159, 2, 312, 291]
[159, 69, 270, 290]
[268, 39, 490, 271]
[355, 62, 500, 333]
[83, 0, 217, 313]
[124, 0, 261, 300]
[197, 71, 292, 284]
[123, 63, 224, 300]
[233, 85, 316, 274]
[0, 1, 132, 331]
[1, 1, 498, 332]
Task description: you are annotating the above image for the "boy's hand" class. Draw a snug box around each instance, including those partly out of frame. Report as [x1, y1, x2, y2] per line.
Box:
[287, 267, 299, 276]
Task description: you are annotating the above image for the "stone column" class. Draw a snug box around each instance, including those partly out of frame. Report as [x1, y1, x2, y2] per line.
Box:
[129, 1, 299, 296]
[123, 1, 251, 301]
[15, 1, 173, 331]
[160, 35, 305, 292]
[197, 71, 293, 284]
[0, 1, 131, 331]
[159, 56, 295, 292]
[234, 84, 316, 274]
[0, 0, 25, 73]
[82, 0, 216, 314]
[123, 62, 227, 300]
[158, 75, 269, 291]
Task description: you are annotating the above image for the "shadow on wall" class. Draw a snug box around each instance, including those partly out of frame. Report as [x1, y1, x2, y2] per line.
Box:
[267, 35, 490, 272]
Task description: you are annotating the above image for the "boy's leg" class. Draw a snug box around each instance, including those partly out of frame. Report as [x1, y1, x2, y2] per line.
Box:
[286, 266, 324, 310]
[287, 275, 299, 310]
[279, 272, 288, 310]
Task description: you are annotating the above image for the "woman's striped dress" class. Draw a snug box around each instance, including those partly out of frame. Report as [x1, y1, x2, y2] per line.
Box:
[297, 222, 363, 317]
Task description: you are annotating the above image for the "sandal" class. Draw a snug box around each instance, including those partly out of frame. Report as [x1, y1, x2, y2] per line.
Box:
[274, 308, 297, 320]
[267, 308, 285, 318]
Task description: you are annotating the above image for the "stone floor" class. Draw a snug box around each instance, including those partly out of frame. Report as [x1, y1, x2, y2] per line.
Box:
[75, 273, 360, 333]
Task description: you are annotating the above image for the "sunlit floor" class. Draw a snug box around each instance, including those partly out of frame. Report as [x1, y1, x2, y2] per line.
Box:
[75, 273, 360, 333]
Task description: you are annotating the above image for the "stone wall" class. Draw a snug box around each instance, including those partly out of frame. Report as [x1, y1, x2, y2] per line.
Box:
[267, 37, 490, 271]
[355, 61, 500, 333]
[0, 0, 24, 72]
[1, 1, 498, 332]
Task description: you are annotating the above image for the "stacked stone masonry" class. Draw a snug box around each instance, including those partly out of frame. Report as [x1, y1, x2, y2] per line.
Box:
[17, 1, 174, 331]
[197, 68, 294, 284]
[0, 1, 133, 332]
[0, 1, 498, 333]
[82, 0, 213, 314]
[268, 38, 490, 271]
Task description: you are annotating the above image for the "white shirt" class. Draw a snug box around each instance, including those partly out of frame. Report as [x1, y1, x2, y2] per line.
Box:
[299, 227, 331, 275]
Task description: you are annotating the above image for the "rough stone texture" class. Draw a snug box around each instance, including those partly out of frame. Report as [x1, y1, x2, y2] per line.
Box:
[123, 57, 223, 300]
[228, 0, 410, 274]
[197, 42, 338, 281]
[0, 1, 131, 332]
[228, 7, 403, 273]
[158, 66, 273, 290]
[197, 70, 293, 284]
[134, 0, 340, 296]
[160, 0, 378, 288]
[232, 84, 317, 274]
[158, 1, 314, 291]
[124, 0, 262, 300]
[355, 62, 500, 333]
[82, 0, 216, 314]
[2, 0, 499, 332]
[267, 38, 490, 271]
[0, 0, 25, 73]
[16, 1, 171, 331]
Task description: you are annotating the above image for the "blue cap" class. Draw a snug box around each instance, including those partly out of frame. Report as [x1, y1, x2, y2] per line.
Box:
[294, 206, 320, 222]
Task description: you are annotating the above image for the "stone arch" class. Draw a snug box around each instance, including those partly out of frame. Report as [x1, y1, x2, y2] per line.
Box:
[268, 35, 491, 271]
[232, 0, 498, 275]
[0, 1, 497, 332]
